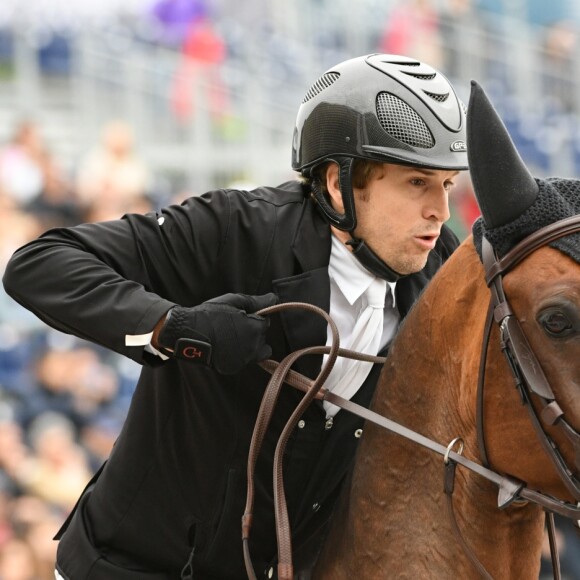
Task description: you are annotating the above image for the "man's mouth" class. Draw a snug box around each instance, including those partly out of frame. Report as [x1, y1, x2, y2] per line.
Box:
[414, 233, 439, 250]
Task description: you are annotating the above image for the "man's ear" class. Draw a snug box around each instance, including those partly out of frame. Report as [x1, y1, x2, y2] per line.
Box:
[325, 162, 345, 214]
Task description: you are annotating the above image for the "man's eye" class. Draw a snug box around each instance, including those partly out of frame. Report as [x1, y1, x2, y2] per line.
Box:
[410, 178, 425, 186]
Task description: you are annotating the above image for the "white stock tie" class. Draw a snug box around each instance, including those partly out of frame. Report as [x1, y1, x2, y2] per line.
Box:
[323, 277, 387, 417]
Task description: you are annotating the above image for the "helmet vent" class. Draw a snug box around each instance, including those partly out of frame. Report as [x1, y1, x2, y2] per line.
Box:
[376, 92, 434, 148]
[402, 71, 436, 80]
[385, 60, 420, 67]
[424, 90, 449, 102]
[302, 72, 340, 103]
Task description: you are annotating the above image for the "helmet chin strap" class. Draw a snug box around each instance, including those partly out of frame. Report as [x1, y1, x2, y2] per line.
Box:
[345, 236, 404, 282]
[312, 156, 406, 282]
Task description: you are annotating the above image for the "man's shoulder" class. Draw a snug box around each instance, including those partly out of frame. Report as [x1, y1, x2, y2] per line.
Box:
[226, 180, 308, 207]
[179, 180, 313, 233]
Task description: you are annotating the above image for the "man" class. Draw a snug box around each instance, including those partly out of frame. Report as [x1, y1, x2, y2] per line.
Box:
[3, 53, 468, 579]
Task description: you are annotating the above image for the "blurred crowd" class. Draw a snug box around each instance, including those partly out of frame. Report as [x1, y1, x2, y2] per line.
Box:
[0, 116, 169, 579]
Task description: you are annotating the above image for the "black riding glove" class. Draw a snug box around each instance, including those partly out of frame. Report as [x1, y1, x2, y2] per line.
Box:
[157, 293, 278, 375]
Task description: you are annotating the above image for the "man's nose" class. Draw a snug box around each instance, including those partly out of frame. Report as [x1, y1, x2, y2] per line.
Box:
[425, 188, 450, 222]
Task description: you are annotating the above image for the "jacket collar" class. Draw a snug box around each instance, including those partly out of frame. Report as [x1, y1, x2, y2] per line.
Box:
[291, 194, 331, 272]
[272, 198, 331, 378]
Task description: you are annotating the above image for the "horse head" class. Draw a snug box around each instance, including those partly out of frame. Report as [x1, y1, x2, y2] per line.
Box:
[467, 81, 580, 504]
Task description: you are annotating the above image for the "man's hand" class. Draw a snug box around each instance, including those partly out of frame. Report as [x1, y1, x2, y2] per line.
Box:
[156, 293, 278, 374]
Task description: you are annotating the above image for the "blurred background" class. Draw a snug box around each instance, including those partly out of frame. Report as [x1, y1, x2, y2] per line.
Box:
[0, 0, 579, 577]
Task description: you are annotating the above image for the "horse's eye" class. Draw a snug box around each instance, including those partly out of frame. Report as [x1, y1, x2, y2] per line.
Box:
[539, 310, 573, 337]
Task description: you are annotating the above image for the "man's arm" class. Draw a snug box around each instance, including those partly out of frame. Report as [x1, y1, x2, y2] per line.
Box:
[3, 195, 227, 363]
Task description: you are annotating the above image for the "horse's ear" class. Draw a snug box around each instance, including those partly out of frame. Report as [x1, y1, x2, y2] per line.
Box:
[467, 81, 539, 229]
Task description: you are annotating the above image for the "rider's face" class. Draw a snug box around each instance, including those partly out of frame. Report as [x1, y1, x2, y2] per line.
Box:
[326, 162, 458, 275]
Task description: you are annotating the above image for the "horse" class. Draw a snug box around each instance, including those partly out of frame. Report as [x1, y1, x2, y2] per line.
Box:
[310, 82, 580, 579]
[243, 81, 580, 579]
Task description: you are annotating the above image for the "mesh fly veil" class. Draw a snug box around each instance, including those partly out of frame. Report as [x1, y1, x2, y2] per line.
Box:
[467, 80, 580, 263]
[472, 178, 580, 262]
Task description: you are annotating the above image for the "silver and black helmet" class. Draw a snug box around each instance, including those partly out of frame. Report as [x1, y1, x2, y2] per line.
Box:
[292, 53, 468, 177]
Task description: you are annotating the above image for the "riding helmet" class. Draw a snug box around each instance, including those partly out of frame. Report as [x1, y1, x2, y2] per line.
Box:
[292, 53, 468, 176]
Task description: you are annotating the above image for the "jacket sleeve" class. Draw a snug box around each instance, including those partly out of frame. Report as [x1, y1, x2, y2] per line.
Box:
[2, 192, 232, 363]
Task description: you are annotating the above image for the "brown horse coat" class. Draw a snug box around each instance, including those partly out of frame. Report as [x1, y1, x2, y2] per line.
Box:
[315, 238, 580, 579]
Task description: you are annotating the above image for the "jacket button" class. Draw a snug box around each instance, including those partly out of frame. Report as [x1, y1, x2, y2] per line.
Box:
[298, 420, 306, 429]
[354, 428, 363, 438]
[312, 502, 320, 512]
[324, 417, 333, 430]
[266, 566, 274, 578]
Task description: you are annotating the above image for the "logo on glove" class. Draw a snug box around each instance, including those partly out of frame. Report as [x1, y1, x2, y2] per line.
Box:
[182, 346, 203, 359]
[175, 338, 212, 364]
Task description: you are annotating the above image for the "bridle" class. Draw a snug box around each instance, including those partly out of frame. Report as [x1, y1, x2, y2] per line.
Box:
[478, 215, 580, 503]
[242, 215, 580, 580]
[474, 214, 580, 580]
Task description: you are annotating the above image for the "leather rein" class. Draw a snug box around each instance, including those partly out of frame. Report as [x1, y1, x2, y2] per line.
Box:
[242, 215, 580, 580]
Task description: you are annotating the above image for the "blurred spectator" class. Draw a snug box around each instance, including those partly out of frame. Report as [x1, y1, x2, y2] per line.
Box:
[0, 407, 29, 483]
[0, 478, 14, 547]
[9, 494, 62, 580]
[439, 0, 475, 81]
[147, 0, 228, 122]
[37, 32, 72, 76]
[0, 119, 80, 230]
[0, 537, 40, 580]
[26, 151, 82, 229]
[80, 414, 123, 472]
[31, 347, 119, 429]
[171, 16, 228, 122]
[0, 121, 46, 207]
[379, 0, 443, 68]
[0, 411, 92, 512]
[542, 20, 577, 113]
[75, 120, 151, 221]
[149, 0, 210, 47]
[24, 514, 60, 580]
[0, 206, 43, 274]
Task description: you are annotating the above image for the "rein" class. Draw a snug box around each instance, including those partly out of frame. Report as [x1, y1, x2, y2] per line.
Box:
[242, 216, 580, 580]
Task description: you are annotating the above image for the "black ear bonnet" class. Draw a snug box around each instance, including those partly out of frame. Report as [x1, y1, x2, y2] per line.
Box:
[467, 80, 580, 262]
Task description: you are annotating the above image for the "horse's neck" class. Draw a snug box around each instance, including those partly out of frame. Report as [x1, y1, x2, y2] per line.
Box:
[375, 241, 490, 450]
[316, 241, 544, 579]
